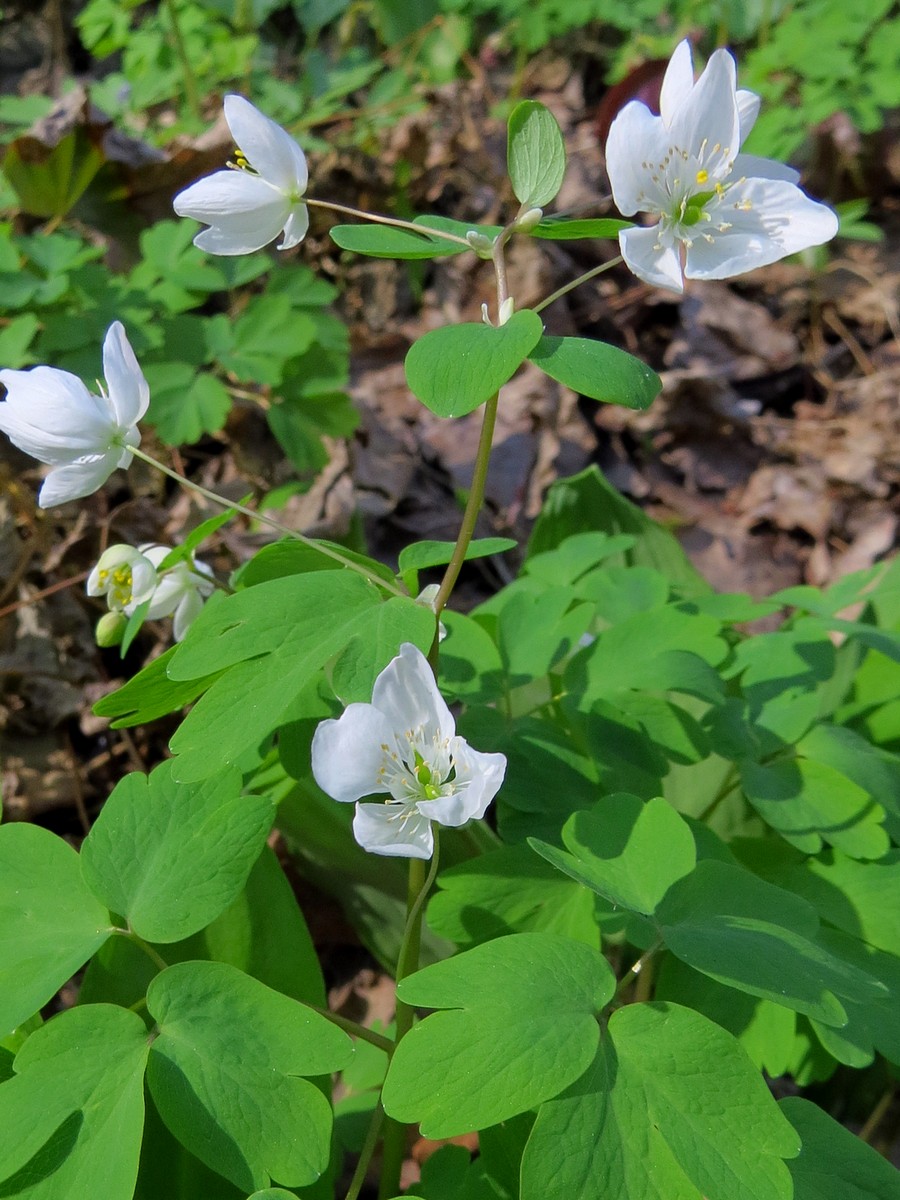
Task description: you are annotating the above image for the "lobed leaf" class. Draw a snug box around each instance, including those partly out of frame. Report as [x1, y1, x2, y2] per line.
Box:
[382, 932, 614, 1136]
[528, 335, 661, 410]
[0, 825, 111, 1037]
[507, 101, 566, 208]
[80, 761, 276, 943]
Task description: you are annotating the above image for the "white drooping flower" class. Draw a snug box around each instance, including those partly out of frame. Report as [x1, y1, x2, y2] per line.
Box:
[138, 544, 216, 642]
[605, 39, 839, 292]
[173, 95, 309, 255]
[0, 322, 149, 507]
[311, 643, 506, 859]
[87, 544, 158, 612]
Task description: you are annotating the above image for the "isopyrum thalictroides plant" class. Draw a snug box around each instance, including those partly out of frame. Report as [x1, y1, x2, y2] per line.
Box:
[1, 39, 899, 1200]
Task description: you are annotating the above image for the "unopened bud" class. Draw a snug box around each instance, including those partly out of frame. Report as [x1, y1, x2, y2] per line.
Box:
[466, 230, 495, 258]
[498, 297, 515, 326]
[514, 206, 543, 233]
[95, 611, 127, 648]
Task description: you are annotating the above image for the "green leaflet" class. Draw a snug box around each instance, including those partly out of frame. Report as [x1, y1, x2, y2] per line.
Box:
[528, 335, 661, 410]
[521, 1002, 800, 1200]
[507, 101, 566, 208]
[382, 933, 614, 1137]
[530, 794, 696, 916]
[780, 1097, 900, 1200]
[0, 825, 111, 1037]
[80, 761, 276, 943]
[146, 961, 353, 1192]
[404, 310, 543, 418]
[0, 1005, 149, 1200]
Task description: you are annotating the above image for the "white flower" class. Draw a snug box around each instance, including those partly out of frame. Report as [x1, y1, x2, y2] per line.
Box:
[0, 321, 148, 507]
[173, 95, 309, 255]
[605, 40, 839, 292]
[138, 544, 216, 642]
[87, 544, 158, 612]
[311, 643, 506, 859]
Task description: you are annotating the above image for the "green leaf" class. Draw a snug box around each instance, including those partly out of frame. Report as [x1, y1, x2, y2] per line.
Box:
[156, 505, 242, 573]
[329, 219, 467, 259]
[780, 1096, 900, 1200]
[233, 538, 397, 589]
[521, 1003, 799, 1200]
[528, 335, 661, 410]
[507, 101, 566, 208]
[92, 646, 221, 729]
[404, 310, 543, 418]
[657, 859, 885, 1025]
[398, 537, 516, 574]
[427, 843, 601, 949]
[330, 595, 437, 702]
[740, 757, 888, 859]
[530, 794, 696, 915]
[147, 961, 353, 1192]
[0, 825, 111, 1037]
[0, 1005, 149, 1198]
[382, 933, 614, 1136]
[0, 312, 38, 366]
[80, 761, 276, 943]
[148, 368, 231, 445]
[3, 127, 104, 218]
[533, 216, 630, 240]
[527, 466, 710, 595]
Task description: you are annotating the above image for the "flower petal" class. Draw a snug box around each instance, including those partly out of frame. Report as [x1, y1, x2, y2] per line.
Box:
[224, 95, 308, 195]
[37, 452, 121, 507]
[278, 203, 310, 250]
[102, 322, 149, 426]
[605, 101, 670, 216]
[353, 802, 434, 859]
[372, 643, 456, 748]
[174, 171, 292, 255]
[0, 367, 112, 460]
[619, 225, 684, 291]
[667, 47, 740, 170]
[171, 589, 205, 641]
[658, 39, 695, 126]
[311, 703, 396, 804]
[684, 177, 839, 280]
[731, 153, 800, 184]
[736, 89, 761, 140]
[417, 742, 506, 827]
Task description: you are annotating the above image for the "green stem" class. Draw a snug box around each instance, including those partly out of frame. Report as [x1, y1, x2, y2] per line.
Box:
[309, 1006, 394, 1054]
[125, 930, 170, 973]
[128, 446, 405, 597]
[163, 0, 202, 124]
[534, 256, 622, 314]
[432, 391, 500, 620]
[344, 1101, 386, 1200]
[306, 198, 471, 247]
[377, 840, 441, 1200]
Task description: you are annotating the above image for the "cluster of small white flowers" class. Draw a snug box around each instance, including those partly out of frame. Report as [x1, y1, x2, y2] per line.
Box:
[87, 543, 215, 643]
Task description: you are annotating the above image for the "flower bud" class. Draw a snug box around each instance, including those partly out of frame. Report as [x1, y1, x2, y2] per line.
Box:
[95, 611, 127, 648]
[514, 206, 543, 233]
[466, 230, 495, 258]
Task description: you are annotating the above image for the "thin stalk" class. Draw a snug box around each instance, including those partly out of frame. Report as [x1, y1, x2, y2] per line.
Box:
[125, 931, 170, 973]
[377, 841, 441, 1200]
[858, 1085, 895, 1145]
[534, 257, 622, 314]
[309, 1006, 394, 1054]
[128, 446, 405, 597]
[163, 0, 202, 124]
[344, 1102, 386, 1200]
[306, 198, 471, 247]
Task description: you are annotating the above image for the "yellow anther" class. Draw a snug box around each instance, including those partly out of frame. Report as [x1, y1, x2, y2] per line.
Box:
[695, 169, 709, 185]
